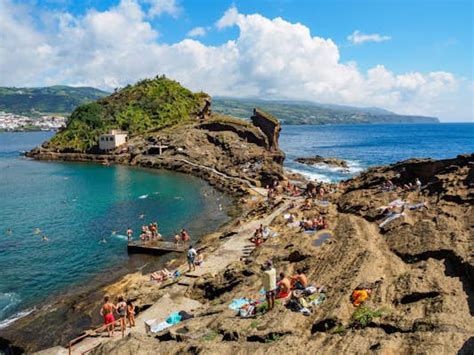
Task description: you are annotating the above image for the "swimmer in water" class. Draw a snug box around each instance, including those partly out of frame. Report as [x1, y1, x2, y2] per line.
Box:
[139, 214, 145, 220]
[34, 228, 41, 235]
[99, 236, 107, 244]
[42, 235, 49, 242]
[111, 230, 117, 235]
[6, 228, 12, 236]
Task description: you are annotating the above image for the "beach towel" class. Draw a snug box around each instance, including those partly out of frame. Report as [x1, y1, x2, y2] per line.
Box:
[150, 321, 172, 333]
[407, 202, 425, 210]
[166, 312, 182, 325]
[379, 213, 405, 228]
[228, 298, 250, 311]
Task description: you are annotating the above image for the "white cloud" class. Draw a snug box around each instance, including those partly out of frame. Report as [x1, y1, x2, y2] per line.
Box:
[142, 0, 181, 18]
[347, 30, 391, 45]
[187, 26, 206, 37]
[0, 1, 471, 121]
[216, 5, 239, 29]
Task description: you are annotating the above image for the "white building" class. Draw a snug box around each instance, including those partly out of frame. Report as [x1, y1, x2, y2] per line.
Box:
[99, 130, 128, 152]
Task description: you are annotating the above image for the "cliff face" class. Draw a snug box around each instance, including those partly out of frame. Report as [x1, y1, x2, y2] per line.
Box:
[88, 154, 473, 355]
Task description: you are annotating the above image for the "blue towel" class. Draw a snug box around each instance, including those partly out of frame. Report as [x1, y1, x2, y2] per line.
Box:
[166, 312, 182, 325]
[228, 298, 250, 310]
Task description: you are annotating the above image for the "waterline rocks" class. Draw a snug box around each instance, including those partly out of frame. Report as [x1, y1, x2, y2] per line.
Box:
[296, 155, 349, 169]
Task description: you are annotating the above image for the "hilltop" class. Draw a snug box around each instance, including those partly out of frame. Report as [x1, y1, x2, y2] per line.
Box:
[0, 86, 108, 116]
[213, 97, 439, 124]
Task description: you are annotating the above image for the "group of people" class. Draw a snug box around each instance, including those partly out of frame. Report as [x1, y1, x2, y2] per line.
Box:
[262, 260, 309, 311]
[249, 224, 272, 247]
[100, 296, 135, 337]
[300, 216, 328, 232]
[134, 222, 161, 242]
[380, 177, 422, 193]
[175, 229, 191, 245]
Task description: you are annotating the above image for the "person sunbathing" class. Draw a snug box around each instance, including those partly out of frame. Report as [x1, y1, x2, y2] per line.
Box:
[195, 253, 204, 266]
[351, 287, 372, 307]
[291, 269, 308, 290]
[276, 273, 292, 299]
[150, 268, 172, 282]
[301, 199, 313, 211]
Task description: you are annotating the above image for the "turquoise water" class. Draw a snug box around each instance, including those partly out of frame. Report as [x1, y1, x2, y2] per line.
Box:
[0, 132, 230, 326]
[280, 123, 474, 182]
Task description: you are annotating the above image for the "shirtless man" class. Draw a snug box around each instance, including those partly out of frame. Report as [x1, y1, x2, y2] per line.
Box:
[126, 227, 133, 242]
[291, 269, 308, 290]
[100, 296, 116, 337]
[277, 273, 292, 299]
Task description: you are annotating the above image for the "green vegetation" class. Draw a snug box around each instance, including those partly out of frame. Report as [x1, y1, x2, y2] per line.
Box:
[351, 306, 383, 328]
[0, 85, 108, 116]
[213, 97, 439, 125]
[331, 324, 347, 335]
[265, 333, 281, 343]
[202, 330, 218, 341]
[47, 76, 207, 152]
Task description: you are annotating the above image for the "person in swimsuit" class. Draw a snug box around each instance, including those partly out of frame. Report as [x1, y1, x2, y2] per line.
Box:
[126, 228, 133, 242]
[116, 296, 127, 335]
[126, 300, 135, 328]
[100, 296, 116, 337]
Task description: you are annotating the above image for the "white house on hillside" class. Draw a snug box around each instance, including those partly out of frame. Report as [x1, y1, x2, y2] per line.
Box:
[99, 129, 128, 152]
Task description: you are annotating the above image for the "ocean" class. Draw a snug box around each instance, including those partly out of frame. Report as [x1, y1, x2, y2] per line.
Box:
[0, 123, 473, 327]
[0, 131, 231, 327]
[280, 123, 474, 182]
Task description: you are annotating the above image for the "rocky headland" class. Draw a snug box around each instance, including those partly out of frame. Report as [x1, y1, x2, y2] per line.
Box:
[3, 76, 472, 354]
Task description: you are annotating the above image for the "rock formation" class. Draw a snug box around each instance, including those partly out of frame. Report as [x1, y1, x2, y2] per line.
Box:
[296, 155, 349, 169]
[85, 154, 472, 355]
[251, 108, 282, 153]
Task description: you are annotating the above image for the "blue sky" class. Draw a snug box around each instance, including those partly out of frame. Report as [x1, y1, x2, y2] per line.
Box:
[32, 0, 473, 79]
[1, 0, 473, 120]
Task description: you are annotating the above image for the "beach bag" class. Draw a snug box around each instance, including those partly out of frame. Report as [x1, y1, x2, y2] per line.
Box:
[286, 299, 303, 312]
[178, 311, 194, 321]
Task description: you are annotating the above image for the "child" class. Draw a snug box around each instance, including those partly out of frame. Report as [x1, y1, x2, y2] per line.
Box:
[127, 300, 136, 328]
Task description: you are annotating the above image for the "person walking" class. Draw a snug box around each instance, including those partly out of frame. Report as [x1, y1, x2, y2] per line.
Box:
[100, 296, 116, 337]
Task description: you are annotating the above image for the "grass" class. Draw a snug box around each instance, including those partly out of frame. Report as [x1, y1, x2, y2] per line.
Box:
[265, 333, 281, 343]
[331, 325, 346, 335]
[351, 306, 383, 328]
[201, 330, 218, 341]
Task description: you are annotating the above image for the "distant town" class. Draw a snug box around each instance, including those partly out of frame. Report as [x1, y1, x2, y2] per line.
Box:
[0, 111, 67, 131]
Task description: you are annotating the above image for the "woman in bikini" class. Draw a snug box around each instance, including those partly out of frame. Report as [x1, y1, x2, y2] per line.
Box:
[116, 296, 127, 336]
[127, 300, 136, 328]
[100, 296, 116, 337]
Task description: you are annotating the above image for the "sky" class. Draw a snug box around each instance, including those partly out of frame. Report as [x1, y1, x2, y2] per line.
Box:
[0, 0, 472, 121]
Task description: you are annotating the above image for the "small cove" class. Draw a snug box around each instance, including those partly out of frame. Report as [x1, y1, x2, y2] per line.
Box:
[0, 132, 232, 325]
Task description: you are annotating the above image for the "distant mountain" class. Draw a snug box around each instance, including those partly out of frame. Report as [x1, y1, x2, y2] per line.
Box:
[0, 86, 109, 116]
[212, 97, 439, 124]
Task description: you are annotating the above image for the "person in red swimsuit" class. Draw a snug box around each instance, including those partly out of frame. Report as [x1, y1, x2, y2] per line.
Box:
[100, 296, 116, 337]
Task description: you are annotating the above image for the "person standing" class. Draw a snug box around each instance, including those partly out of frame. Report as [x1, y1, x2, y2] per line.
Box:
[100, 296, 116, 337]
[127, 300, 136, 328]
[116, 296, 127, 337]
[262, 260, 277, 311]
[187, 245, 197, 272]
[126, 227, 133, 242]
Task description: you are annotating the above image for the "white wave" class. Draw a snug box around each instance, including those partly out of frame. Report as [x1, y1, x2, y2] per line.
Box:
[138, 194, 149, 199]
[300, 160, 364, 175]
[113, 234, 128, 241]
[0, 308, 34, 329]
[285, 168, 332, 183]
[0, 292, 20, 315]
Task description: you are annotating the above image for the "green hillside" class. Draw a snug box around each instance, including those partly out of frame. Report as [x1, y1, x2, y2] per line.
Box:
[47, 76, 208, 152]
[213, 97, 439, 124]
[0, 86, 108, 116]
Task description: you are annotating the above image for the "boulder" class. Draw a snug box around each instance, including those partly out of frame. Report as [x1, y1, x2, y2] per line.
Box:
[296, 155, 349, 168]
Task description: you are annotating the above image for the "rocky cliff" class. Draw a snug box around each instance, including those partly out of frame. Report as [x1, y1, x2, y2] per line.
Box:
[87, 154, 473, 355]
